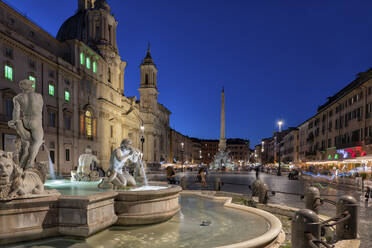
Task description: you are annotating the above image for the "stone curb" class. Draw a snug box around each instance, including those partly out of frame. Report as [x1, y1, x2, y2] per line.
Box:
[190, 190, 361, 248]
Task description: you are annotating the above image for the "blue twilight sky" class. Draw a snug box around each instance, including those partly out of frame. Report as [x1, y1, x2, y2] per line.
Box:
[7, 0, 372, 146]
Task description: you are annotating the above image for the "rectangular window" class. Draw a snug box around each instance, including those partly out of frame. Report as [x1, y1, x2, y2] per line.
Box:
[80, 114, 85, 135]
[86, 80, 91, 93]
[29, 75, 36, 82]
[49, 84, 55, 96]
[80, 52, 85, 65]
[5, 47, 13, 58]
[93, 61, 97, 73]
[86, 57, 91, 69]
[65, 91, 70, 102]
[49, 111, 56, 127]
[64, 115, 71, 130]
[65, 149, 70, 161]
[29, 75, 36, 88]
[29, 59, 35, 69]
[5, 99, 13, 119]
[4, 65, 13, 81]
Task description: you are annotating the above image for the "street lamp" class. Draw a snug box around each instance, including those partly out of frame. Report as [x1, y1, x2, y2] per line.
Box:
[140, 125, 145, 153]
[181, 142, 184, 164]
[277, 120, 283, 176]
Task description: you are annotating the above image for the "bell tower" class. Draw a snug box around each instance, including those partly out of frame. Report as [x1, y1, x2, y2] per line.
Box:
[78, 0, 95, 11]
[139, 44, 158, 112]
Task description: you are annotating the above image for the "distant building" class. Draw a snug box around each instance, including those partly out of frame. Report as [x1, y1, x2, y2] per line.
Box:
[169, 129, 193, 164]
[254, 144, 262, 164]
[296, 68, 372, 162]
[281, 128, 299, 163]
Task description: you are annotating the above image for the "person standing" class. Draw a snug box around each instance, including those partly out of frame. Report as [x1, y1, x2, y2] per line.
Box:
[200, 167, 207, 187]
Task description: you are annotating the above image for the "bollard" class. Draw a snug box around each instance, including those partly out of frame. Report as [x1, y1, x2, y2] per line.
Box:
[258, 183, 269, 204]
[214, 177, 222, 191]
[336, 195, 358, 239]
[305, 187, 321, 214]
[292, 209, 321, 248]
[251, 179, 263, 197]
[180, 176, 187, 190]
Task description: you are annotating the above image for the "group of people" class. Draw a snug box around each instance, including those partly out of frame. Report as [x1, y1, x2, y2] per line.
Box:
[165, 166, 208, 187]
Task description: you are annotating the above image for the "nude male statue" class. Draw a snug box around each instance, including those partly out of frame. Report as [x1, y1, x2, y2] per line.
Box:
[77, 147, 100, 176]
[98, 139, 137, 188]
[8, 79, 43, 170]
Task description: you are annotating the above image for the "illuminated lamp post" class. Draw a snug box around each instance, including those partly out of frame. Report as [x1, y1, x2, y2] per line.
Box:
[181, 142, 184, 164]
[277, 120, 283, 176]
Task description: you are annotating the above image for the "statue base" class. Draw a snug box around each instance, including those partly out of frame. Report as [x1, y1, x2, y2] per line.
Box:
[0, 190, 61, 245]
[71, 170, 100, 182]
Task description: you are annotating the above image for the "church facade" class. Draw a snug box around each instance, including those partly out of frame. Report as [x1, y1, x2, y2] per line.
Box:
[0, 0, 171, 174]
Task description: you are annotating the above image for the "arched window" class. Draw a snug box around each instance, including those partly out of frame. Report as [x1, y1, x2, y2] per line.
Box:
[85, 110, 93, 137]
[145, 73, 148, 84]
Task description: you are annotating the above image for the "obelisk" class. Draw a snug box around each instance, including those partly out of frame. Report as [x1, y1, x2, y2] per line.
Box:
[218, 87, 227, 151]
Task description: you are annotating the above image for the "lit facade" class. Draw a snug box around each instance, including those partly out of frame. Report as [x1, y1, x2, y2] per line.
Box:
[0, 0, 170, 174]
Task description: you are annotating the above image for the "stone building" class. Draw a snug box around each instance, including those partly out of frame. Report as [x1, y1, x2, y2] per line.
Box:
[254, 144, 262, 164]
[196, 138, 250, 165]
[297, 67, 372, 162]
[169, 129, 193, 164]
[261, 137, 275, 164]
[227, 138, 250, 165]
[0, 0, 170, 174]
[281, 128, 299, 163]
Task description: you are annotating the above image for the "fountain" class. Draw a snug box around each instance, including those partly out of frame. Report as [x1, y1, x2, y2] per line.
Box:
[210, 87, 236, 170]
[0, 80, 282, 247]
[209, 149, 236, 170]
[43, 143, 56, 180]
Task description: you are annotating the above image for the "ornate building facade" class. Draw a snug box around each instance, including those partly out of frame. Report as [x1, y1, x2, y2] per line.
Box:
[0, 0, 170, 174]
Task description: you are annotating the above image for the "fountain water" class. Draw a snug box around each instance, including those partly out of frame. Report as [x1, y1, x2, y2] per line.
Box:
[43, 143, 56, 180]
[140, 160, 148, 185]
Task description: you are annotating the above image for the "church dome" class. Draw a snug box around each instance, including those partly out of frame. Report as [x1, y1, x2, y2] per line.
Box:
[56, 11, 85, 42]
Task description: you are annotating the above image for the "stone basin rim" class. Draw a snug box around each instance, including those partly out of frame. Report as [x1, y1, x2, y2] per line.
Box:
[181, 190, 283, 248]
[115, 184, 181, 195]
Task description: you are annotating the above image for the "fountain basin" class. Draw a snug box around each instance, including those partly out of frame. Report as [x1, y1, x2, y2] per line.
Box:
[0, 190, 60, 245]
[58, 191, 118, 237]
[5, 193, 282, 248]
[115, 185, 182, 225]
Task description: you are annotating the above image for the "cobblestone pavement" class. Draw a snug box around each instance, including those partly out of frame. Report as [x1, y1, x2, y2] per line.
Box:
[151, 171, 371, 248]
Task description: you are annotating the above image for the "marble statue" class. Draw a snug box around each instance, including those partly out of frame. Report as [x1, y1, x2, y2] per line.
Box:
[209, 149, 235, 171]
[98, 139, 146, 189]
[8, 79, 44, 170]
[0, 80, 47, 199]
[71, 147, 100, 181]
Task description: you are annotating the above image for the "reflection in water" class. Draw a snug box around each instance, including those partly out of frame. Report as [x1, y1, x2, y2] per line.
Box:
[7, 195, 269, 248]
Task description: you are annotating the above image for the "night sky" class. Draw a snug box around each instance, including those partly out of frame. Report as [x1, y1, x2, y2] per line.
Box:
[8, 0, 372, 146]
